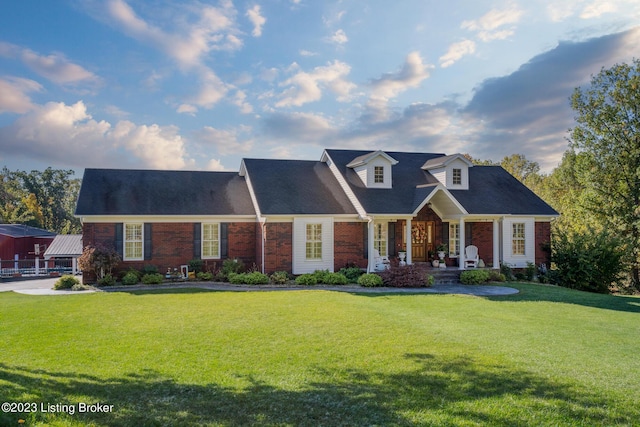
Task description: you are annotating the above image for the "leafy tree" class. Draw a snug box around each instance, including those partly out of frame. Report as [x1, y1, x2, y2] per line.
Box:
[500, 154, 543, 191]
[569, 59, 640, 287]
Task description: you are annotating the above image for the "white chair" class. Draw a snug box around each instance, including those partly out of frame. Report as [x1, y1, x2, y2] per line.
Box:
[373, 249, 390, 271]
[464, 245, 479, 268]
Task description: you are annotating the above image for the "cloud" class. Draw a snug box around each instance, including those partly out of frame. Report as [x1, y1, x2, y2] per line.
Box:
[0, 76, 42, 114]
[206, 158, 226, 171]
[232, 90, 253, 114]
[439, 40, 476, 68]
[276, 60, 355, 107]
[0, 101, 193, 169]
[195, 126, 253, 156]
[263, 112, 334, 142]
[461, 4, 523, 41]
[246, 5, 266, 37]
[327, 29, 348, 45]
[580, 1, 618, 19]
[0, 42, 100, 87]
[462, 26, 640, 169]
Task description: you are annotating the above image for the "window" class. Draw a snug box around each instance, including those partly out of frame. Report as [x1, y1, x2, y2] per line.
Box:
[124, 223, 143, 260]
[449, 223, 460, 257]
[306, 224, 322, 260]
[512, 223, 526, 255]
[202, 223, 220, 258]
[452, 168, 462, 185]
[374, 222, 387, 256]
[374, 166, 384, 183]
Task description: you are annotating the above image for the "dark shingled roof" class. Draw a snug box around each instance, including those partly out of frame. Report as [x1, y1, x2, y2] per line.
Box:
[324, 149, 558, 216]
[242, 159, 357, 215]
[450, 166, 558, 215]
[0, 224, 56, 238]
[75, 169, 255, 216]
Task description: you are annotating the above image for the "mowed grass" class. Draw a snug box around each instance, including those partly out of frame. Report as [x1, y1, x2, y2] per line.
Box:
[1, 284, 639, 426]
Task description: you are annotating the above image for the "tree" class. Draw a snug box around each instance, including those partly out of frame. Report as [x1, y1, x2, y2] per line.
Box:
[500, 154, 542, 190]
[569, 59, 640, 288]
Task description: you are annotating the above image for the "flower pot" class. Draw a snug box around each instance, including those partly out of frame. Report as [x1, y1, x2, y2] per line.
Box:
[432, 260, 440, 267]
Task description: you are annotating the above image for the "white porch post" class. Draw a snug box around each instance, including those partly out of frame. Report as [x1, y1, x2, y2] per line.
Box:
[72, 257, 78, 275]
[458, 218, 465, 269]
[405, 218, 412, 265]
[368, 220, 375, 272]
[493, 219, 500, 269]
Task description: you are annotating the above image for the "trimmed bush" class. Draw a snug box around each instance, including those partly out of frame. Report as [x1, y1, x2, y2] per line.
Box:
[378, 264, 431, 287]
[295, 274, 318, 286]
[141, 264, 159, 275]
[53, 275, 80, 290]
[324, 272, 348, 285]
[357, 273, 383, 287]
[488, 270, 506, 282]
[313, 269, 331, 284]
[338, 267, 364, 283]
[189, 258, 204, 273]
[121, 271, 139, 286]
[97, 273, 116, 287]
[460, 270, 490, 285]
[270, 271, 291, 284]
[196, 271, 213, 281]
[141, 273, 164, 285]
[229, 272, 270, 285]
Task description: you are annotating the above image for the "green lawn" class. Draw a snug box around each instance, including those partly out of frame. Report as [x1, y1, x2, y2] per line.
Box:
[1, 284, 639, 426]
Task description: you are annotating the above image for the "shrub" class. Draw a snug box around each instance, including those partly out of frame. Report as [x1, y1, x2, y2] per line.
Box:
[121, 271, 139, 286]
[197, 271, 213, 281]
[78, 244, 121, 283]
[53, 275, 80, 290]
[460, 270, 491, 285]
[189, 258, 204, 274]
[378, 264, 431, 287]
[551, 230, 625, 293]
[98, 273, 116, 287]
[219, 259, 245, 281]
[324, 272, 348, 285]
[141, 264, 159, 275]
[295, 274, 318, 286]
[357, 273, 383, 287]
[71, 283, 91, 291]
[500, 263, 513, 281]
[270, 271, 291, 284]
[141, 273, 164, 285]
[488, 270, 506, 282]
[338, 267, 364, 283]
[229, 272, 270, 285]
[525, 262, 536, 281]
[313, 269, 331, 284]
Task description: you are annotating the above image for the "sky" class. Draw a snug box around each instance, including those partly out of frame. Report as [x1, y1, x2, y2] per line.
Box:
[0, 0, 639, 176]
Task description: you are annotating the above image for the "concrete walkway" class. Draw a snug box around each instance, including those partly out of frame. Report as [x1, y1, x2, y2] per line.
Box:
[1, 277, 519, 296]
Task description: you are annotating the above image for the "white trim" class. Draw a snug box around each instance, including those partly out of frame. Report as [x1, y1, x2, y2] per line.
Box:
[292, 217, 334, 274]
[411, 185, 468, 217]
[321, 151, 368, 217]
[79, 215, 256, 223]
[239, 160, 262, 218]
[201, 223, 221, 260]
[123, 223, 144, 261]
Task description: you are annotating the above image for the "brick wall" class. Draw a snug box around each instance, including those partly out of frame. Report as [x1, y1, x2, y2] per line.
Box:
[535, 222, 552, 266]
[469, 222, 494, 267]
[228, 223, 257, 267]
[263, 222, 292, 274]
[334, 222, 367, 270]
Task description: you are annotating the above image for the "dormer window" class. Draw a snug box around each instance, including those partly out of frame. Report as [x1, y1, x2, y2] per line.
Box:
[452, 168, 462, 185]
[374, 166, 384, 183]
[345, 150, 398, 189]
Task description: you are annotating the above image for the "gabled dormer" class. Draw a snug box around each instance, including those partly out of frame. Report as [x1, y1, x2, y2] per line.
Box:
[345, 150, 398, 189]
[422, 154, 473, 190]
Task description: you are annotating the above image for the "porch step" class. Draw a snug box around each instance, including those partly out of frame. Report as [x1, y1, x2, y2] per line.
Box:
[426, 268, 461, 285]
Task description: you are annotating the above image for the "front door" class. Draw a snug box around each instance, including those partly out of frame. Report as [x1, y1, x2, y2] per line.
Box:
[411, 221, 434, 262]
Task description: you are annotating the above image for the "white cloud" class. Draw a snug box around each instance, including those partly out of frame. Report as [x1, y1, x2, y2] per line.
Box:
[206, 158, 226, 171]
[177, 103, 198, 114]
[196, 126, 253, 156]
[370, 51, 431, 100]
[439, 39, 476, 68]
[580, 1, 618, 19]
[0, 76, 42, 114]
[0, 42, 100, 87]
[246, 5, 266, 37]
[232, 90, 253, 114]
[300, 49, 318, 57]
[461, 4, 523, 42]
[328, 29, 348, 45]
[276, 60, 355, 107]
[0, 101, 193, 169]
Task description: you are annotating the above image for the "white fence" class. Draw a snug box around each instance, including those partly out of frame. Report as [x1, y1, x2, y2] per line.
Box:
[0, 257, 78, 278]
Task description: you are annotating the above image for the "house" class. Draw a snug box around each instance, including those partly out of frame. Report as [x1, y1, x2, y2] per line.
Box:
[75, 149, 557, 279]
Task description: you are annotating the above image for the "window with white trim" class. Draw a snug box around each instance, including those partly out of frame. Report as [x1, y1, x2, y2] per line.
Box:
[452, 168, 462, 185]
[306, 224, 322, 260]
[202, 223, 220, 259]
[373, 166, 384, 183]
[449, 223, 460, 257]
[512, 223, 526, 255]
[124, 223, 143, 260]
[374, 222, 387, 257]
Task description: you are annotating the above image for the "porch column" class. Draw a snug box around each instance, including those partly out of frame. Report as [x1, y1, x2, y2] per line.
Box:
[458, 217, 465, 269]
[405, 218, 412, 265]
[368, 220, 375, 272]
[493, 219, 500, 269]
[72, 257, 78, 275]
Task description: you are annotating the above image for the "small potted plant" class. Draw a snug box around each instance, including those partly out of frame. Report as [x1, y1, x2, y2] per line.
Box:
[436, 243, 447, 261]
